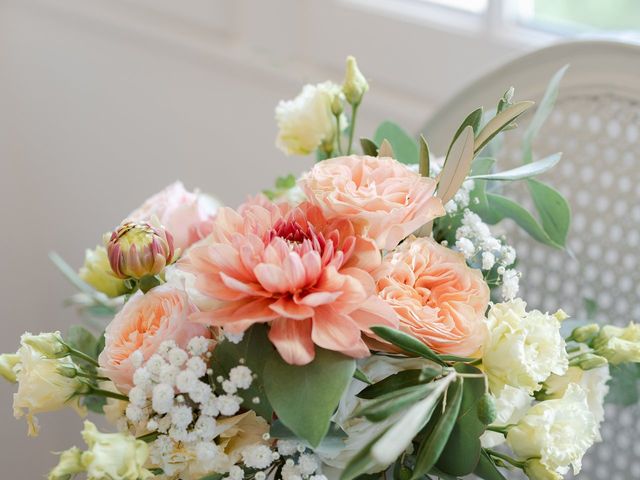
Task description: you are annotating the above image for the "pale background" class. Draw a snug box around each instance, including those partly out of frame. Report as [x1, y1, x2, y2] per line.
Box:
[0, 0, 633, 477]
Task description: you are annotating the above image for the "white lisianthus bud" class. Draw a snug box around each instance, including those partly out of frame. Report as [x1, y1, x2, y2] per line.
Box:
[22, 331, 68, 358]
[275, 82, 347, 156]
[507, 383, 597, 476]
[48, 447, 85, 480]
[0, 353, 20, 382]
[483, 299, 568, 394]
[80, 421, 153, 480]
[480, 385, 532, 448]
[523, 459, 563, 480]
[544, 365, 610, 440]
[342, 56, 369, 105]
[12, 343, 88, 436]
[592, 322, 640, 364]
[79, 246, 128, 297]
[568, 323, 600, 343]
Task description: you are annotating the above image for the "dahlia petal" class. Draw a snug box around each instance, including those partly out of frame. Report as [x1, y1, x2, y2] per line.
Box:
[219, 271, 270, 297]
[338, 337, 372, 359]
[283, 253, 307, 290]
[207, 243, 249, 279]
[311, 305, 363, 352]
[344, 237, 381, 272]
[269, 318, 315, 365]
[349, 296, 399, 333]
[269, 297, 314, 320]
[301, 251, 322, 281]
[254, 263, 290, 293]
[296, 291, 342, 307]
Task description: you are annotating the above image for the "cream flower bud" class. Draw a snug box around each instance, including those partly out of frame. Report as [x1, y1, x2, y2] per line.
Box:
[483, 299, 568, 394]
[106, 221, 175, 280]
[0, 353, 20, 382]
[12, 344, 87, 436]
[506, 383, 597, 475]
[80, 421, 153, 480]
[570, 352, 608, 370]
[275, 81, 347, 156]
[523, 459, 562, 480]
[568, 323, 600, 343]
[342, 56, 369, 105]
[592, 322, 640, 364]
[48, 447, 85, 480]
[21, 331, 68, 358]
[79, 246, 128, 297]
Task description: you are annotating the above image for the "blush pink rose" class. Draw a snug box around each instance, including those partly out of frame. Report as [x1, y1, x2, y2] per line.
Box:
[300, 155, 445, 250]
[127, 181, 220, 252]
[180, 200, 398, 365]
[98, 285, 211, 393]
[374, 236, 489, 357]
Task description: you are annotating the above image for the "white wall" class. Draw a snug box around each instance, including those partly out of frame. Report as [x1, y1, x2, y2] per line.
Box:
[0, 0, 535, 476]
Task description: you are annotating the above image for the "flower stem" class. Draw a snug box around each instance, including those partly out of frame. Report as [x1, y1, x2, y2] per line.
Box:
[137, 432, 160, 443]
[67, 347, 100, 368]
[76, 370, 110, 382]
[486, 449, 525, 469]
[347, 102, 360, 155]
[485, 424, 511, 435]
[335, 113, 344, 155]
[89, 388, 129, 401]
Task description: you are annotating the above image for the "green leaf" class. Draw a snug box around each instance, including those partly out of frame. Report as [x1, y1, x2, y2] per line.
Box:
[374, 121, 418, 164]
[357, 368, 442, 399]
[361, 138, 379, 156]
[209, 325, 276, 420]
[355, 383, 440, 422]
[264, 348, 355, 447]
[607, 363, 640, 406]
[370, 326, 445, 365]
[82, 394, 107, 414]
[485, 193, 561, 248]
[412, 379, 464, 479]
[271, 420, 347, 457]
[469, 153, 561, 181]
[436, 365, 487, 477]
[474, 101, 534, 154]
[446, 107, 483, 157]
[527, 179, 571, 247]
[340, 431, 387, 480]
[419, 135, 430, 177]
[198, 474, 224, 480]
[437, 126, 475, 204]
[354, 368, 372, 384]
[523, 65, 569, 163]
[66, 325, 99, 359]
[474, 449, 508, 480]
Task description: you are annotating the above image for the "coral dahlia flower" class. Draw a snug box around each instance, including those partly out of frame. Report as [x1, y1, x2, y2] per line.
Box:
[180, 199, 398, 365]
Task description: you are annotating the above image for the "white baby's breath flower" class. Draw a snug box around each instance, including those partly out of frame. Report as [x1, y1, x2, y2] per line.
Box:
[298, 453, 320, 475]
[186, 357, 207, 378]
[242, 444, 273, 469]
[277, 440, 298, 456]
[483, 299, 568, 394]
[275, 82, 346, 156]
[228, 465, 244, 480]
[507, 383, 597, 475]
[229, 365, 253, 390]
[152, 383, 174, 414]
[217, 394, 241, 416]
[501, 269, 520, 300]
[187, 336, 211, 357]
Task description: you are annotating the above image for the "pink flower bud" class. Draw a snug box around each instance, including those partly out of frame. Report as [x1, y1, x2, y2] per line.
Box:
[106, 221, 175, 279]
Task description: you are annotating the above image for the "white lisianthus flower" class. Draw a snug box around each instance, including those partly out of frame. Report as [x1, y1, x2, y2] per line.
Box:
[275, 81, 347, 155]
[48, 447, 85, 480]
[80, 421, 153, 480]
[507, 383, 597, 475]
[483, 299, 568, 394]
[523, 459, 563, 480]
[480, 385, 532, 448]
[593, 322, 640, 364]
[11, 342, 87, 436]
[544, 365, 610, 441]
[316, 355, 428, 475]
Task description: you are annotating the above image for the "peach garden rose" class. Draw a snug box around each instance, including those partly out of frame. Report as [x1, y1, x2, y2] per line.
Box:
[180, 198, 398, 365]
[300, 155, 445, 250]
[374, 235, 489, 357]
[98, 285, 211, 393]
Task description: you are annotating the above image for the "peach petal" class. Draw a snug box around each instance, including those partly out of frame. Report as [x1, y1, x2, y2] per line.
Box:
[269, 318, 315, 365]
[312, 306, 362, 351]
[269, 297, 315, 320]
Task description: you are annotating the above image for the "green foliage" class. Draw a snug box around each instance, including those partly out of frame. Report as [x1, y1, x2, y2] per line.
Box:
[469, 153, 561, 181]
[357, 368, 442, 399]
[374, 121, 418, 164]
[66, 325, 100, 359]
[474, 450, 508, 480]
[527, 178, 571, 247]
[419, 135, 430, 177]
[209, 325, 275, 420]
[82, 394, 107, 414]
[436, 365, 487, 477]
[263, 348, 355, 447]
[262, 174, 297, 200]
[474, 101, 534, 154]
[360, 138, 379, 156]
[446, 107, 483, 157]
[270, 420, 347, 457]
[370, 326, 445, 365]
[607, 363, 640, 406]
[355, 383, 441, 422]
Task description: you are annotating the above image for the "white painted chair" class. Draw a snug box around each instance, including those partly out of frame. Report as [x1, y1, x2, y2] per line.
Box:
[423, 40, 640, 480]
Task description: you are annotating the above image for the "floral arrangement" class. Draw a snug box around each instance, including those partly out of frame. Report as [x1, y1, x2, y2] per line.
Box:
[2, 57, 639, 480]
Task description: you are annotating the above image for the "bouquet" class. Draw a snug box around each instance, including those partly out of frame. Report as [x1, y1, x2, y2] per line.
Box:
[2, 56, 639, 480]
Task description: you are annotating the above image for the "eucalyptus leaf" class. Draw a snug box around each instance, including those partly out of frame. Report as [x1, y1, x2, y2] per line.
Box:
[66, 325, 99, 359]
[469, 153, 561, 181]
[474, 101, 534, 154]
[607, 363, 640, 406]
[355, 383, 440, 422]
[523, 65, 569, 163]
[361, 138, 379, 156]
[264, 348, 355, 447]
[527, 179, 571, 248]
[446, 107, 483, 157]
[412, 379, 463, 479]
[374, 121, 418, 164]
[370, 326, 445, 365]
[209, 325, 276, 420]
[437, 125, 475, 204]
[474, 449, 508, 480]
